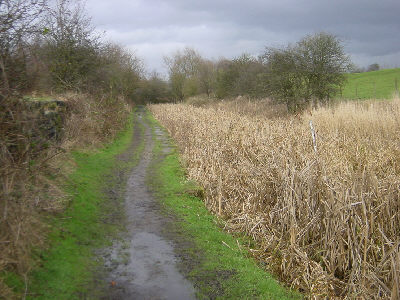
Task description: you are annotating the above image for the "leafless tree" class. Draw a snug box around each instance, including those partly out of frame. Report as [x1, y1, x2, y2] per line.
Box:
[40, 0, 101, 91]
[164, 47, 203, 100]
[0, 0, 47, 97]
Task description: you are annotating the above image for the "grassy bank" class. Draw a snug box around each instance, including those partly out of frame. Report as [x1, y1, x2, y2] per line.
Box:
[146, 111, 300, 300]
[26, 114, 137, 299]
[342, 68, 400, 99]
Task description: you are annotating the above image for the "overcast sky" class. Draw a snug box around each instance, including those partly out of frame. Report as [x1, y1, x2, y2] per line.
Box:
[85, 0, 400, 74]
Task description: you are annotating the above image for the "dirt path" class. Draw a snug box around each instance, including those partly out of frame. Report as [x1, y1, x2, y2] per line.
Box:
[101, 108, 196, 299]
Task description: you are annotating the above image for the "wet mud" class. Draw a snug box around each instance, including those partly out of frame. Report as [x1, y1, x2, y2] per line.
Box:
[101, 108, 196, 300]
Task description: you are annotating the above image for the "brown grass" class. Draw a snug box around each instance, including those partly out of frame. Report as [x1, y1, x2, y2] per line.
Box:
[149, 98, 400, 299]
[185, 95, 288, 118]
[62, 93, 131, 149]
[0, 93, 130, 298]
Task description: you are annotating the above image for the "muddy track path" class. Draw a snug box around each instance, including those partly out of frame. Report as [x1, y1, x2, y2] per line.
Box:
[102, 107, 196, 300]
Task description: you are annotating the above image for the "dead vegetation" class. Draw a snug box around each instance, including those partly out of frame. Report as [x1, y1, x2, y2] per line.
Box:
[149, 98, 400, 299]
[0, 94, 130, 298]
[62, 93, 131, 149]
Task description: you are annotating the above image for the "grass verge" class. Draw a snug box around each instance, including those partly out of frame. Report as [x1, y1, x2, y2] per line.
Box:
[146, 111, 301, 300]
[26, 113, 138, 299]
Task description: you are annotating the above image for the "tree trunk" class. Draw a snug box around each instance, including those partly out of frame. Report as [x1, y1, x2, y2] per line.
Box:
[0, 55, 10, 94]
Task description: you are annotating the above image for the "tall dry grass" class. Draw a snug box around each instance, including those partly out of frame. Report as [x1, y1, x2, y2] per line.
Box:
[185, 95, 288, 118]
[0, 93, 130, 298]
[149, 98, 400, 299]
[62, 93, 131, 149]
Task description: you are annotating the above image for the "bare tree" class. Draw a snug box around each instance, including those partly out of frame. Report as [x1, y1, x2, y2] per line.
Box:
[0, 0, 47, 96]
[164, 47, 202, 100]
[41, 0, 100, 91]
[95, 42, 144, 99]
[197, 59, 215, 97]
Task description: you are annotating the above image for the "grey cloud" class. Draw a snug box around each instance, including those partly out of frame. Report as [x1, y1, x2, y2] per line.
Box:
[86, 0, 400, 72]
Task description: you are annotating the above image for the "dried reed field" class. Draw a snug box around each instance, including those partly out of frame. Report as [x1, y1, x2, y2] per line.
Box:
[149, 99, 400, 299]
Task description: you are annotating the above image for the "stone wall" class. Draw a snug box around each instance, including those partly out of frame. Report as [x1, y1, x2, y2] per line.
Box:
[23, 97, 68, 142]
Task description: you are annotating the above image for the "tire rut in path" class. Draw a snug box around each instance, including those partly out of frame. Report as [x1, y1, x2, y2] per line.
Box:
[103, 108, 196, 300]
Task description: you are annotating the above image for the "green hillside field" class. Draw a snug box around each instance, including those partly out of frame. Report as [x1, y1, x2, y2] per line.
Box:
[340, 68, 400, 100]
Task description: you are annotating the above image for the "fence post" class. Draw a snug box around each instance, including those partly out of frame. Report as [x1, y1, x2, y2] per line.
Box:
[309, 120, 317, 153]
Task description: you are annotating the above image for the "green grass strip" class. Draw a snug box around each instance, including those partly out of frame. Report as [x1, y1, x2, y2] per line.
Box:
[146, 111, 301, 300]
[27, 113, 136, 299]
[341, 68, 400, 100]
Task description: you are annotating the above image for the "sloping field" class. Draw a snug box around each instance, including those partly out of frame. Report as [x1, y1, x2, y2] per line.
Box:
[149, 99, 400, 299]
[342, 68, 400, 99]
